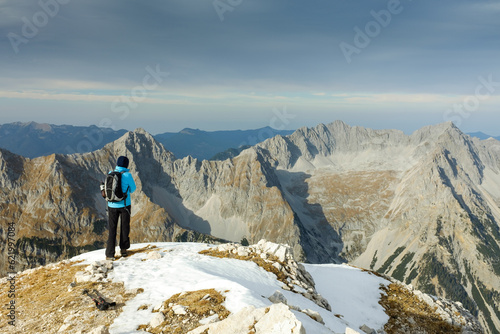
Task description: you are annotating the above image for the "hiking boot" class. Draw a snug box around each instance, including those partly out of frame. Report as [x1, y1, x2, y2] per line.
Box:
[120, 250, 128, 257]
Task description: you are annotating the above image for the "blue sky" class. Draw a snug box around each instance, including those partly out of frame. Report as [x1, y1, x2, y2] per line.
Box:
[1, 0, 499, 135]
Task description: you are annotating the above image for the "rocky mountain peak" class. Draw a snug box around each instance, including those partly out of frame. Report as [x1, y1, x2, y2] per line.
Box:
[105, 128, 175, 165]
[0, 148, 25, 187]
[13, 121, 52, 132]
[133, 127, 149, 135]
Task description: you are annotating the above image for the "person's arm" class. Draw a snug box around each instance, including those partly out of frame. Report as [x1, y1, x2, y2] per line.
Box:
[124, 172, 136, 194]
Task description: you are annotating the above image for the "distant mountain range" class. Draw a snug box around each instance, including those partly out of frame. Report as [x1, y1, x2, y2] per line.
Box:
[0, 122, 294, 160]
[155, 127, 294, 160]
[0, 122, 128, 158]
[467, 131, 500, 141]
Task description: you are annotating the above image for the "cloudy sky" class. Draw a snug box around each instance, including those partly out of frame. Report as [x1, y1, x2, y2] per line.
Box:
[1, 0, 499, 135]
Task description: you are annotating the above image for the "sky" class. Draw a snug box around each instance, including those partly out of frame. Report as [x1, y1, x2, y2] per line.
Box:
[1, 0, 499, 135]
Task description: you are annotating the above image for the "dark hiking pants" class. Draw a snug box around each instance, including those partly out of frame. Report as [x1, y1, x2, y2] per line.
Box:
[106, 206, 131, 258]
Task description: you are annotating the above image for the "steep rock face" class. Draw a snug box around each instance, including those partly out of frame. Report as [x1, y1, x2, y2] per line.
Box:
[163, 147, 306, 260]
[256, 121, 500, 333]
[353, 128, 500, 332]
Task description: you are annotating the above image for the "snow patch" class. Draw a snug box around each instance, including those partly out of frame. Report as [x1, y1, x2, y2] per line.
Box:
[195, 194, 248, 242]
[70, 242, 390, 334]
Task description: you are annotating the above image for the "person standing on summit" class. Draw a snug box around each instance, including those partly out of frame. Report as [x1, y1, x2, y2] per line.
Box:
[106, 156, 136, 260]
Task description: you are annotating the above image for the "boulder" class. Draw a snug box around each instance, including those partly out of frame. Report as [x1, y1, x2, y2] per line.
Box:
[74, 271, 92, 283]
[359, 324, 377, 334]
[301, 309, 324, 324]
[147, 251, 162, 260]
[268, 291, 287, 305]
[188, 303, 304, 334]
[254, 303, 305, 334]
[150, 312, 166, 328]
[172, 304, 188, 315]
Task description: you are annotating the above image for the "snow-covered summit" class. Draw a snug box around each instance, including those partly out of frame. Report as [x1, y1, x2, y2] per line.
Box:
[0, 241, 482, 333]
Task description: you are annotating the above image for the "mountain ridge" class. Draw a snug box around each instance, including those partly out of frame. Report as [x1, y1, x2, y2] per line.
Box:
[0, 241, 483, 333]
[1, 121, 500, 332]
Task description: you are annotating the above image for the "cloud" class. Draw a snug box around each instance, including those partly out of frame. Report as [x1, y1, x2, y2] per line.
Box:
[2, 0, 498, 94]
[0, 0, 499, 134]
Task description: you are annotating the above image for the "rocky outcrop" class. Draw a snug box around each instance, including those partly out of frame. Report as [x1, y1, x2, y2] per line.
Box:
[208, 240, 331, 311]
[74, 260, 113, 283]
[189, 303, 306, 334]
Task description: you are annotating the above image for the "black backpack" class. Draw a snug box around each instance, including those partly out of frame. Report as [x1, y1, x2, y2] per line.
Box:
[104, 171, 127, 202]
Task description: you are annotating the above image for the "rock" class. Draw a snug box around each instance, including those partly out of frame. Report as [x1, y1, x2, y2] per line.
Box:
[235, 246, 249, 257]
[88, 325, 109, 334]
[104, 261, 113, 270]
[74, 271, 92, 283]
[126, 288, 144, 295]
[301, 309, 324, 324]
[90, 273, 105, 282]
[268, 290, 288, 305]
[255, 303, 305, 334]
[147, 251, 162, 260]
[272, 262, 283, 271]
[150, 312, 166, 328]
[172, 304, 188, 315]
[237, 248, 249, 257]
[346, 327, 361, 334]
[152, 303, 164, 312]
[359, 324, 377, 334]
[199, 313, 220, 325]
[188, 303, 305, 334]
[58, 323, 71, 332]
[274, 245, 289, 262]
[76, 260, 113, 283]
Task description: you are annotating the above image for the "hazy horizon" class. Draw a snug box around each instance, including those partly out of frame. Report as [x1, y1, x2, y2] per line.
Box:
[1, 119, 499, 138]
[1, 1, 499, 135]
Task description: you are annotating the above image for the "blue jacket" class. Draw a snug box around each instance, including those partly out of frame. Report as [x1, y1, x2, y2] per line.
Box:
[108, 166, 136, 208]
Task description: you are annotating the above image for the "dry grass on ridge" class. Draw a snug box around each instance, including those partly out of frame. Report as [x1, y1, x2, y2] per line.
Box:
[199, 248, 287, 283]
[0, 245, 161, 333]
[379, 283, 462, 334]
[0, 261, 141, 333]
[138, 288, 230, 334]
